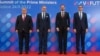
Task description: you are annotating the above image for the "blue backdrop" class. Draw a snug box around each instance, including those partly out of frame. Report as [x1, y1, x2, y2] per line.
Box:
[0, 0, 100, 52]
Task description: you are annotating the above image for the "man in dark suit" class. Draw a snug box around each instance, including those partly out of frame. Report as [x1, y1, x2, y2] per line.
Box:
[73, 5, 88, 54]
[36, 6, 50, 55]
[56, 4, 70, 54]
[15, 8, 33, 54]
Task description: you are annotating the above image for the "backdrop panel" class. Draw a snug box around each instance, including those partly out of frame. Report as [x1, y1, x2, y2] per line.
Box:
[0, 0, 100, 52]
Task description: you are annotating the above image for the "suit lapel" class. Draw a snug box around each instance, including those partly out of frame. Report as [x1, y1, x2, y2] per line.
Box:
[21, 15, 23, 22]
[77, 12, 80, 19]
[41, 13, 43, 19]
[77, 12, 81, 20]
[60, 12, 62, 17]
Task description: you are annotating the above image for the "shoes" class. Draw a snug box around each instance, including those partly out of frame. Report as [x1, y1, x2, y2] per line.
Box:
[19, 52, 22, 54]
[38, 52, 42, 55]
[76, 52, 79, 55]
[25, 52, 29, 54]
[82, 52, 87, 55]
[59, 52, 62, 54]
[43, 52, 47, 55]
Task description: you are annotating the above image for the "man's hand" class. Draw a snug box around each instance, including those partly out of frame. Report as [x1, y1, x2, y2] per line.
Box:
[29, 30, 32, 33]
[67, 27, 70, 31]
[74, 29, 76, 33]
[16, 30, 18, 32]
[56, 27, 59, 32]
[37, 29, 39, 32]
[86, 29, 88, 32]
[48, 29, 50, 32]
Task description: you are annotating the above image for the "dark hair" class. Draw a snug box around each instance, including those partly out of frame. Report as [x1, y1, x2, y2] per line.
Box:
[78, 5, 83, 8]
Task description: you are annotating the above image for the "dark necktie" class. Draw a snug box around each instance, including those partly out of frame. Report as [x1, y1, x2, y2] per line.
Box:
[43, 13, 45, 19]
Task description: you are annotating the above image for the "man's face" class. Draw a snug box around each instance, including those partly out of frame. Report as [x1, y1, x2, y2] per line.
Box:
[61, 5, 65, 11]
[42, 6, 46, 12]
[78, 6, 83, 11]
[22, 8, 27, 14]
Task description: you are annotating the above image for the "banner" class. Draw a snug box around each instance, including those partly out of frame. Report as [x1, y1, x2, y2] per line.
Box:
[0, 0, 100, 52]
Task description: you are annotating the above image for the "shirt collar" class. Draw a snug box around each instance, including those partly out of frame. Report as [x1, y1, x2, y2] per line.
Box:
[78, 11, 83, 13]
[42, 12, 46, 14]
[22, 14, 26, 17]
[61, 11, 65, 13]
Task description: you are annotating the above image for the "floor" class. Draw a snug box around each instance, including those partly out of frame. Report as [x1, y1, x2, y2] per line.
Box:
[0, 52, 99, 56]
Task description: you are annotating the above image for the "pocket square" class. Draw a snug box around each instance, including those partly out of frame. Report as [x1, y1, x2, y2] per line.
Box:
[46, 16, 48, 18]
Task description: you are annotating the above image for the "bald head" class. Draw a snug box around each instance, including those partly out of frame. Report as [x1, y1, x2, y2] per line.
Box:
[22, 8, 27, 14]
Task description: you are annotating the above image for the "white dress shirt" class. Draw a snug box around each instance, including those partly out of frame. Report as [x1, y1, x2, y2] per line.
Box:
[42, 12, 45, 19]
[22, 14, 26, 20]
[61, 11, 65, 17]
[78, 11, 83, 19]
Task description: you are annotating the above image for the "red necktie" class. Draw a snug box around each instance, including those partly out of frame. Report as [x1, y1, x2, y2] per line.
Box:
[22, 15, 25, 21]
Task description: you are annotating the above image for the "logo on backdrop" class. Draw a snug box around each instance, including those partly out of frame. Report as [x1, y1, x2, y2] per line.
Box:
[74, 1, 100, 6]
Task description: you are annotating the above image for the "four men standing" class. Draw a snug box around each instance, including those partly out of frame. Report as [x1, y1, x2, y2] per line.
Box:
[15, 5, 88, 55]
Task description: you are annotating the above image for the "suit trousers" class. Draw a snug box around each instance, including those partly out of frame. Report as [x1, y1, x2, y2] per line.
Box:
[58, 28, 68, 53]
[76, 27, 86, 53]
[38, 29, 48, 53]
[18, 30, 29, 53]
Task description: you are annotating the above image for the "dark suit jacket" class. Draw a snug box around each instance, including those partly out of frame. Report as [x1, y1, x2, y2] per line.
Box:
[36, 13, 50, 31]
[56, 12, 70, 29]
[73, 12, 88, 30]
[15, 14, 33, 32]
